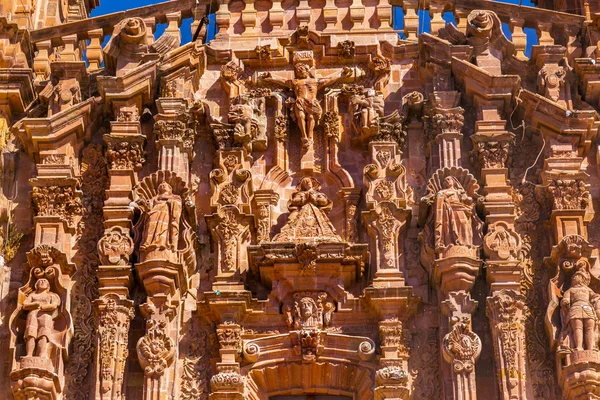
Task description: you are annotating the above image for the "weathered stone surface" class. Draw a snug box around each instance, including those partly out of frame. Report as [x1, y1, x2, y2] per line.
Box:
[1, 0, 600, 399]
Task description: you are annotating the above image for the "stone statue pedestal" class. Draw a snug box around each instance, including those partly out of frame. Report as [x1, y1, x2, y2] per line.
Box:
[11, 359, 60, 400]
[434, 248, 481, 293]
[558, 350, 600, 399]
[136, 259, 187, 300]
[301, 147, 316, 173]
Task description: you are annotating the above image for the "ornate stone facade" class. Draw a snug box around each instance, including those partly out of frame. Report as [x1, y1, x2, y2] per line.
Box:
[0, 0, 599, 399]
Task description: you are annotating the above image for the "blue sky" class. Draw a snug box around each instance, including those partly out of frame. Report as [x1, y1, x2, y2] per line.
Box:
[93, 0, 538, 55]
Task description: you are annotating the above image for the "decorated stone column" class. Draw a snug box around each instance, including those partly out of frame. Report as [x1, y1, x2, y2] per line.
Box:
[210, 323, 244, 400]
[425, 91, 464, 171]
[253, 189, 279, 244]
[91, 105, 145, 400]
[441, 292, 481, 400]
[206, 150, 254, 290]
[419, 166, 484, 399]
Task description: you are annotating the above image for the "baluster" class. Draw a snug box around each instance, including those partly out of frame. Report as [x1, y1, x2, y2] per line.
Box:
[403, 0, 419, 40]
[242, 0, 258, 34]
[455, 9, 468, 33]
[510, 18, 527, 60]
[323, 0, 337, 31]
[349, 0, 366, 28]
[215, 0, 232, 36]
[33, 40, 52, 81]
[165, 12, 182, 45]
[377, 0, 393, 29]
[144, 17, 156, 45]
[269, 0, 285, 31]
[537, 21, 554, 46]
[429, 3, 446, 35]
[60, 34, 80, 61]
[87, 29, 104, 70]
[296, 0, 311, 26]
[191, 6, 207, 42]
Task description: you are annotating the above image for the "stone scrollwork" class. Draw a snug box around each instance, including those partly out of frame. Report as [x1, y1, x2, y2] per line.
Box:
[98, 226, 134, 266]
[136, 319, 175, 378]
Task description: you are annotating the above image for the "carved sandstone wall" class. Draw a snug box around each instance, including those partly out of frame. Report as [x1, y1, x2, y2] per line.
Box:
[0, 0, 599, 399]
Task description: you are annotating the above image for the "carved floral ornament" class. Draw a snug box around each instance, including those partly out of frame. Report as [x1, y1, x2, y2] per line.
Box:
[442, 317, 482, 374]
[98, 226, 134, 265]
[31, 184, 83, 229]
[136, 319, 175, 378]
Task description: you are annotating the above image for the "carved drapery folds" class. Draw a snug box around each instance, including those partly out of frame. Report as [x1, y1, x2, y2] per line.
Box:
[133, 171, 196, 300]
[420, 167, 483, 293]
[273, 177, 342, 243]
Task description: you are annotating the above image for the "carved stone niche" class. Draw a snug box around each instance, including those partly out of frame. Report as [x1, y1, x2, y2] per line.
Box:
[419, 167, 484, 294]
[9, 245, 75, 400]
[544, 234, 600, 399]
[132, 170, 197, 302]
[248, 176, 368, 291]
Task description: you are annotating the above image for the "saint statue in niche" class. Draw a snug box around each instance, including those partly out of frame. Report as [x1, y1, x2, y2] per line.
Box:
[140, 182, 182, 262]
[560, 269, 600, 352]
[435, 176, 474, 249]
[23, 278, 61, 359]
[273, 177, 342, 243]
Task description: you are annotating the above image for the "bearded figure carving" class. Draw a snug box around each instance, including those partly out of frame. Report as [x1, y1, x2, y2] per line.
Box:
[140, 182, 182, 262]
[23, 278, 61, 359]
[294, 297, 322, 330]
[436, 176, 474, 248]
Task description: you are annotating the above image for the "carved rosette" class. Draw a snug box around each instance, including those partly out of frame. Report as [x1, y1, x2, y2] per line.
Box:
[95, 295, 135, 400]
[486, 290, 527, 400]
[136, 319, 175, 378]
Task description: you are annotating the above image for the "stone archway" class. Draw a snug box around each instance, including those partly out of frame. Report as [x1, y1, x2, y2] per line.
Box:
[244, 361, 375, 400]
